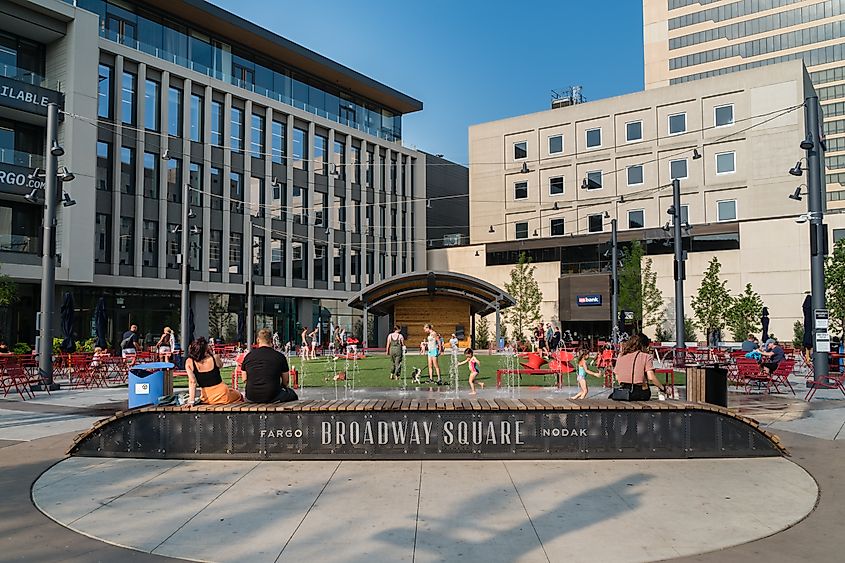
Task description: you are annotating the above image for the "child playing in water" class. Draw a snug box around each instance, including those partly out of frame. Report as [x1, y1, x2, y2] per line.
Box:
[458, 348, 485, 394]
[573, 350, 599, 400]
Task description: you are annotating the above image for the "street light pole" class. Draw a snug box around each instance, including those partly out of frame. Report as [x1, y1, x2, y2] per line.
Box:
[37, 102, 60, 389]
[246, 221, 255, 347]
[179, 181, 191, 356]
[671, 178, 686, 353]
[610, 217, 619, 347]
[805, 96, 829, 385]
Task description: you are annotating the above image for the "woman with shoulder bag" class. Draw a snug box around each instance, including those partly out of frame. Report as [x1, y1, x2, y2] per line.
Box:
[611, 333, 667, 401]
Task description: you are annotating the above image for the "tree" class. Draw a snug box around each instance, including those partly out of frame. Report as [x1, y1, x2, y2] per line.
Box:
[503, 253, 543, 342]
[792, 320, 804, 348]
[691, 257, 731, 345]
[208, 294, 235, 342]
[0, 266, 16, 307]
[641, 257, 665, 335]
[475, 315, 490, 349]
[825, 238, 845, 335]
[726, 283, 764, 341]
[684, 316, 697, 343]
[618, 241, 645, 330]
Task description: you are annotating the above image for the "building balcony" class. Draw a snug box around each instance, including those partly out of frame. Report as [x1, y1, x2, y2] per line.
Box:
[1, 63, 62, 93]
[0, 147, 45, 170]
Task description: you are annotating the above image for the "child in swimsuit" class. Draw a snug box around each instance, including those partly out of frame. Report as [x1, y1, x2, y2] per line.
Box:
[573, 350, 599, 400]
[458, 348, 485, 394]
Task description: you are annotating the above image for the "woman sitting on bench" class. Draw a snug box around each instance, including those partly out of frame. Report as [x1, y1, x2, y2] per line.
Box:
[185, 337, 243, 406]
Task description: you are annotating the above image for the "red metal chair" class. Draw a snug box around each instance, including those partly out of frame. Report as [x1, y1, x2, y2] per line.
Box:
[736, 359, 771, 394]
[0, 357, 34, 400]
[770, 359, 796, 395]
[805, 371, 845, 401]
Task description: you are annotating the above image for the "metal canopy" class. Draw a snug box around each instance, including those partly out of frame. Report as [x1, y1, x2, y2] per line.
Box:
[347, 271, 516, 317]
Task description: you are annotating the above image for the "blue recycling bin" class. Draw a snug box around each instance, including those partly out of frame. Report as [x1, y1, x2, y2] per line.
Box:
[128, 362, 175, 408]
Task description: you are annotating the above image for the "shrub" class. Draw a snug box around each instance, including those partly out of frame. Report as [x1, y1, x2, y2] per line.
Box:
[12, 342, 31, 354]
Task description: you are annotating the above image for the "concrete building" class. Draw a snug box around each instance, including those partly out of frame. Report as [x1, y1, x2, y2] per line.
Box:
[0, 0, 425, 349]
[643, 0, 845, 208]
[421, 151, 469, 249]
[429, 60, 845, 340]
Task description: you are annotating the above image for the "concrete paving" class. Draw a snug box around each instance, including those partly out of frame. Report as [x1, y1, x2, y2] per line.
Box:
[33, 456, 816, 563]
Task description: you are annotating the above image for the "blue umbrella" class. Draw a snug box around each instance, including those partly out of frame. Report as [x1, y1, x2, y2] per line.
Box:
[802, 295, 813, 349]
[60, 292, 76, 353]
[94, 297, 108, 349]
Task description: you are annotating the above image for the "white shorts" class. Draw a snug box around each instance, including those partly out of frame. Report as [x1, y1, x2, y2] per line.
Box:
[158, 346, 171, 354]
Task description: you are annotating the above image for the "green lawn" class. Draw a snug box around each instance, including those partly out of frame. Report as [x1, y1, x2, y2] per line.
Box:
[170, 353, 684, 389]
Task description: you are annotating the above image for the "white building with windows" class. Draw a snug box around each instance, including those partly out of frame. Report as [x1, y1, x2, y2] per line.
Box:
[429, 60, 845, 340]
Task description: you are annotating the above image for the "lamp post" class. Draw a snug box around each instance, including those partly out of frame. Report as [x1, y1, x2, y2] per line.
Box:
[246, 219, 255, 347]
[671, 178, 686, 353]
[179, 181, 191, 356]
[610, 217, 619, 347]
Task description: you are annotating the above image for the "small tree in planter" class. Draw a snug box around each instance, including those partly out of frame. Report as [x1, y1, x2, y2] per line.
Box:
[691, 257, 731, 346]
[503, 253, 543, 343]
[726, 283, 764, 341]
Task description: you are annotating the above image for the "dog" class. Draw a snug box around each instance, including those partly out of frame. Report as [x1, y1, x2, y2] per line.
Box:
[411, 367, 422, 384]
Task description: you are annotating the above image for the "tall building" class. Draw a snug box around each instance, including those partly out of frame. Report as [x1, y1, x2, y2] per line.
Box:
[643, 0, 845, 206]
[0, 0, 425, 348]
[420, 151, 469, 249]
[429, 61, 845, 339]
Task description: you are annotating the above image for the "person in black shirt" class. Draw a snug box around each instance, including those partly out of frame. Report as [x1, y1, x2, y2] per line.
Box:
[241, 328, 298, 403]
[121, 324, 140, 358]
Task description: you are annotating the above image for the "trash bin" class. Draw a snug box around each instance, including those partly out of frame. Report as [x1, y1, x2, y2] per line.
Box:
[128, 362, 175, 408]
[687, 365, 728, 407]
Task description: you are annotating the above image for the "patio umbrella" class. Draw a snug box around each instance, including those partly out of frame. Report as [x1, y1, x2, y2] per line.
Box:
[761, 307, 770, 343]
[236, 312, 245, 345]
[94, 297, 108, 349]
[59, 292, 76, 353]
[189, 307, 196, 344]
[802, 295, 813, 349]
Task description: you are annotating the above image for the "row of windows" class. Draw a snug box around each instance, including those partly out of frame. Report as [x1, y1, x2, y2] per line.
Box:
[824, 117, 845, 135]
[511, 106, 734, 160]
[671, 42, 845, 84]
[510, 152, 737, 200]
[810, 63, 845, 85]
[669, 0, 806, 30]
[825, 154, 845, 169]
[818, 83, 845, 101]
[828, 188, 845, 199]
[510, 200, 737, 240]
[823, 100, 845, 117]
[670, 19, 845, 70]
[79, 0, 403, 142]
[670, 1, 839, 50]
[822, 135, 845, 152]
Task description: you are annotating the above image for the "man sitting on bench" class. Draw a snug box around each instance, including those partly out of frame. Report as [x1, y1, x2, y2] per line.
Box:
[241, 328, 298, 403]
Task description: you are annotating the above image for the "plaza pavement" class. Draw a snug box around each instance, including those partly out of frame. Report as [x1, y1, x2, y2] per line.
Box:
[2, 375, 845, 562]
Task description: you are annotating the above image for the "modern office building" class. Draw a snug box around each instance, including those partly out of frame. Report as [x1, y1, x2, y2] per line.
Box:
[429, 60, 845, 340]
[421, 151, 469, 249]
[0, 0, 425, 349]
[643, 0, 845, 207]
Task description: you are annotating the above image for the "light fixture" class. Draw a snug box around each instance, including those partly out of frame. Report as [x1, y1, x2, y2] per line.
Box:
[603, 211, 610, 219]
[61, 192, 76, 207]
[272, 177, 282, 187]
[488, 225, 495, 233]
[520, 162, 530, 174]
[532, 229, 538, 237]
[581, 178, 588, 190]
[170, 225, 182, 234]
[788, 187, 803, 201]
[58, 167, 74, 182]
[325, 228, 331, 235]
[692, 148, 702, 160]
[50, 140, 64, 157]
[619, 195, 625, 204]
[795, 214, 809, 224]
[662, 222, 671, 232]
[27, 168, 44, 181]
[667, 205, 676, 216]
[188, 209, 197, 219]
[553, 201, 559, 210]
[189, 225, 201, 234]
[788, 161, 804, 177]
[682, 222, 692, 234]
[24, 188, 40, 203]
[475, 250, 480, 257]
[426, 199, 432, 209]
[800, 134, 814, 151]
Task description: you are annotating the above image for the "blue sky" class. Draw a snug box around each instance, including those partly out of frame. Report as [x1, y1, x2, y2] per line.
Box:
[212, 0, 645, 164]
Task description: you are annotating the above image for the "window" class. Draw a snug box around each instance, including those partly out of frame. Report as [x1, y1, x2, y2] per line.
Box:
[715, 104, 734, 127]
[351, 248, 361, 285]
[588, 214, 603, 233]
[334, 140, 346, 181]
[366, 150, 374, 186]
[249, 177, 264, 218]
[143, 152, 159, 198]
[98, 64, 112, 118]
[625, 120, 642, 142]
[251, 113, 264, 156]
[514, 141, 527, 160]
[314, 192, 327, 227]
[548, 135, 563, 154]
[293, 186, 307, 224]
[119, 216, 134, 265]
[168, 86, 182, 136]
[586, 128, 602, 148]
[366, 251, 374, 285]
[166, 223, 179, 269]
[292, 241, 306, 280]
[333, 195, 346, 230]
[231, 107, 243, 152]
[585, 170, 602, 190]
[314, 134, 328, 174]
[121, 71, 136, 125]
[229, 172, 243, 213]
[669, 158, 688, 180]
[252, 235, 263, 276]
[120, 146, 134, 194]
[314, 244, 327, 282]
[550, 218, 564, 236]
[333, 246, 345, 284]
[210, 100, 223, 146]
[167, 158, 182, 203]
[271, 120, 285, 164]
[668, 112, 686, 135]
[229, 232, 242, 274]
[270, 237, 284, 279]
[94, 213, 110, 264]
[627, 164, 644, 186]
[210, 166, 223, 211]
[142, 220, 158, 267]
[715, 151, 736, 174]
[144, 79, 159, 131]
[96, 141, 112, 191]
[515, 222, 528, 239]
[628, 209, 645, 229]
[189, 93, 203, 142]
[293, 127, 307, 170]
[351, 145, 361, 184]
[834, 229, 845, 243]
[717, 199, 737, 222]
[379, 205, 386, 238]
[209, 230, 222, 273]
[549, 176, 564, 196]
[189, 162, 202, 207]
[514, 181, 528, 199]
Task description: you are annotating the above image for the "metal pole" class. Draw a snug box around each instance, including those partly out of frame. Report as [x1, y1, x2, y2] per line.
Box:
[495, 302, 501, 349]
[179, 182, 190, 356]
[672, 178, 686, 353]
[805, 96, 829, 386]
[246, 222, 255, 346]
[37, 102, 59, 389]
[362, 303, 369, 350]
[610, 218, 619, 347]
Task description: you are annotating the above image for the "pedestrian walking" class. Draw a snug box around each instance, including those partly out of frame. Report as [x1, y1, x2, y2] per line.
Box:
[385, 325, 405, 380]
